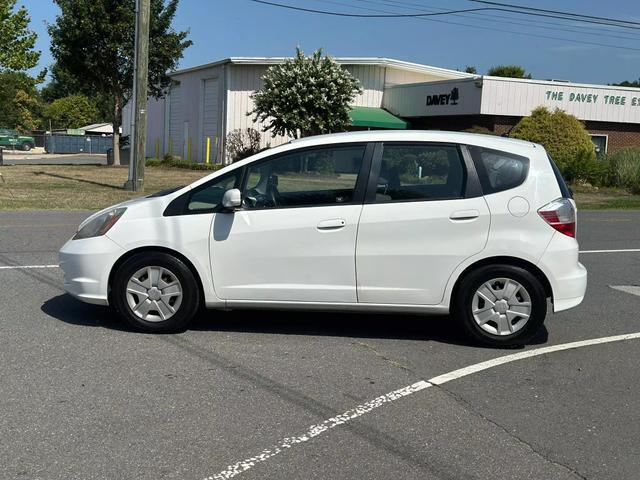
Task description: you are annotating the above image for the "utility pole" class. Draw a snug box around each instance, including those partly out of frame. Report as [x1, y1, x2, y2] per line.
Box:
[124, 0, 151, 192]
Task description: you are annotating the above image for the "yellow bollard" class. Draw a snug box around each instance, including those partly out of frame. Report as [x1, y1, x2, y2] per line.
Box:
[206, 137, 211, 164]
[155, 138, 160, 159]
[188, 137, 192, 162]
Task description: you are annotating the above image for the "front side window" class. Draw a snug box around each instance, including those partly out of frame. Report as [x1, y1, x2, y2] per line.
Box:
[374, 144, 466, 202]
[242, 145, 366, 209]
[187, 170, 241, 212]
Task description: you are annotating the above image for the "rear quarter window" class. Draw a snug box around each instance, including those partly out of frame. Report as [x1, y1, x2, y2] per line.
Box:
[469, 146, 530, 194]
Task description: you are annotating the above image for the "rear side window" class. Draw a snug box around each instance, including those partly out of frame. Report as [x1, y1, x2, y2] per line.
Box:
[470, 146, 530, 194]
[547, 154, 573, 198]
[373, 144, 466, 202]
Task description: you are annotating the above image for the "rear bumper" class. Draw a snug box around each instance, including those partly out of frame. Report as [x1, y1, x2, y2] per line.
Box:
[537, 233, 587, 313]
[58, 235, 124, 306]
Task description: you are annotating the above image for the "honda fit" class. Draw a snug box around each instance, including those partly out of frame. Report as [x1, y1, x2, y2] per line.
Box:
[59, 131, 587, 346]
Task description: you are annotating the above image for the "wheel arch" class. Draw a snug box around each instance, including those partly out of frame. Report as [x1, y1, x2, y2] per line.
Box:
[107, 246, 206, 305]
[449, 256, 553, 307]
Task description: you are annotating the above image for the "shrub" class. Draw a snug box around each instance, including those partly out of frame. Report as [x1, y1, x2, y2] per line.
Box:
[226, 128, 267, 162]
[463, 125, 498, 136]
[510, 107, 596, 178]
[606, 148, 640, 194]
[145, 157, 222, 171]
[561, 149, 608, 186]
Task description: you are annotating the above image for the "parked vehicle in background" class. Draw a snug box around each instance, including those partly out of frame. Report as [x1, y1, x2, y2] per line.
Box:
[59, 130, 587, 347]
[0, 128, 36, 151]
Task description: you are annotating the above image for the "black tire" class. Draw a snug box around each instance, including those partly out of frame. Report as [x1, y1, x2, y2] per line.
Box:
[452, 264, 547, 347]
[111, 252, 200, 333]
[21, 142, 33, 151]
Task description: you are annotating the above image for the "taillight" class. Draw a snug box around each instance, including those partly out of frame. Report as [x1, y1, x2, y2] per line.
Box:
[538, 198, 576, 238]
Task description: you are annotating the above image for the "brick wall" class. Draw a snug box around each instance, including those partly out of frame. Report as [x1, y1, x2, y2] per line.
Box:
[582, 121, 640, 153]
[408, 115, 640, 153]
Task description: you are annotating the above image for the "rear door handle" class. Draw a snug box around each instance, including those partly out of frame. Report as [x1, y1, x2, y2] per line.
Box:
[450, 209, 480, 221]
[317, 218, 346, 231]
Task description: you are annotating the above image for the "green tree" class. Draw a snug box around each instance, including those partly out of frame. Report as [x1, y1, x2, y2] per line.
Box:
[0, 71, 42, 130]
[48, 0, 192, 165]
[250, 48, 362, 139]
[487, 65, 532, 79]
[464, 66, 477, 74]
[510, 107, 596, 179]
[613, 79, 640, 88]
[45, 95, 100, 129]
[0, 0, 40, 71]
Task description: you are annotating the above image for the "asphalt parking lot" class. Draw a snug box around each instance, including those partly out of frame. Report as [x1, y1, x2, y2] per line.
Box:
[1, 210, 639, 480]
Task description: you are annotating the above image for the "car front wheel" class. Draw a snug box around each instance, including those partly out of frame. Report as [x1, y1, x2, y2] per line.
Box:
[111, 252, 200, 333]
[21, 142, 33, 151]
[453, 265, 547, 347]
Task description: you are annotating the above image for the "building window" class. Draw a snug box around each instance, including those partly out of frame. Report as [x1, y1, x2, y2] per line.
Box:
[590, 135, 608, 156]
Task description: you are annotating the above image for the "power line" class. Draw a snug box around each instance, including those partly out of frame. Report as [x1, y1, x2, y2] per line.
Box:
[249, 0, 508, 18]
[248, 0, 640, 30]
[258, 0, 640, 52]
[354, 0, 640, 42]
[467, 0, 640, 27]
[368, 0, 640, 40]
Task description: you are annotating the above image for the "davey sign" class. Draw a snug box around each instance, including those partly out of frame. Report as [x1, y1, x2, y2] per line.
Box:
[383, 80, 482, 117]
[425, 88, 460, 106]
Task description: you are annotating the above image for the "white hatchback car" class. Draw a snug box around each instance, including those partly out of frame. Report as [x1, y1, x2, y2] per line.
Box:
[59, 131, 587, 346]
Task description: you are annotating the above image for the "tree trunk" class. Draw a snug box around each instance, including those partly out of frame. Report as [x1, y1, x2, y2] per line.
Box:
[112, 95, 121, 166]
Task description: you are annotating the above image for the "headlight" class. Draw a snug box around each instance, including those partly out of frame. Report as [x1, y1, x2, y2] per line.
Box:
[73, 207, 127, 240]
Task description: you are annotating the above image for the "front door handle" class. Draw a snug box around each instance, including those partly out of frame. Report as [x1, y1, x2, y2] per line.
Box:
[450, 210, 480, 221]
[317, 218, 346, 231]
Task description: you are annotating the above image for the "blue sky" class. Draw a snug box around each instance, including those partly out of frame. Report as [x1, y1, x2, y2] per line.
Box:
[22, 0, 640, 85]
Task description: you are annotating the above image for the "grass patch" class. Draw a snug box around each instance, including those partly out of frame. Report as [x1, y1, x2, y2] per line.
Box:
[2, 164, 639, 211]
[571, 184, 640, 210]
[0, 165, 212, 210]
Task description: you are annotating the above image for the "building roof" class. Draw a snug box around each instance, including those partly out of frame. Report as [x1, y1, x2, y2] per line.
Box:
[171, 56, 474, 80]
[80, 123, 114, 133]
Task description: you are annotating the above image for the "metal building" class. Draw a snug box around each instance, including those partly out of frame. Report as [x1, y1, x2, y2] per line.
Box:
[128, 57, 472, 163]
[129, 57, 640, 163]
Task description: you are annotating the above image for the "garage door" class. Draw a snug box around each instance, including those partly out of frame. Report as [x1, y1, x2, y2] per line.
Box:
[202, 78, 219, 163]
[168, 84, 182, 157]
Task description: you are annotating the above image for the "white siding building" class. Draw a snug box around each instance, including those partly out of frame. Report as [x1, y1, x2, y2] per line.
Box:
[127, 57, 471, 163]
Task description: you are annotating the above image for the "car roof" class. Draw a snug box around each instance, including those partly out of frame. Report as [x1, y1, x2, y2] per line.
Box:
[288, 130, 537, 150]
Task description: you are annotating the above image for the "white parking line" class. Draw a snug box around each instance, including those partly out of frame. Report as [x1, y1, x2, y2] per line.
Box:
[580, 249, 640, 254]
[206, 331, 640, 480]
[0, 264, 59, 270]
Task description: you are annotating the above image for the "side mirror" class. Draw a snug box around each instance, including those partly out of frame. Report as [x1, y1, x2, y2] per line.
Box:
[221, 188, 242, 211]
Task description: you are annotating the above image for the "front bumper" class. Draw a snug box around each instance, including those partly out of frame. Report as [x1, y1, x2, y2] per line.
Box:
[58, 235, 124, 305]
[537, 232, 588, 313]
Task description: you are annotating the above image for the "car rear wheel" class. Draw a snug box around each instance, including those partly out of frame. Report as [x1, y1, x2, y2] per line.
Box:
[21, 142, 33, 151]
[111, 252, 200, 333]
[453, 264, 547, 347]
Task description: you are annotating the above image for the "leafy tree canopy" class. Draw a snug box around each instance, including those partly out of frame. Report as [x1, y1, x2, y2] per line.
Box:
[0, 71, 41, 131]
[250, 48, 362, 138]
[487, 65, 532, 79]
[613, 79, 640, 88]
[0, 0, 40, 71]
[464, 66, 477, 74]
[45, 95, 100, 129]
[48, 0, 192, 163]
[510, 107, 595, 175]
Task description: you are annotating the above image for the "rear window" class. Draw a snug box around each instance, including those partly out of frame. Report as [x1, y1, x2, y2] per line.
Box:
[547, 154, 573, 198]
[470, 146, 530, 194]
